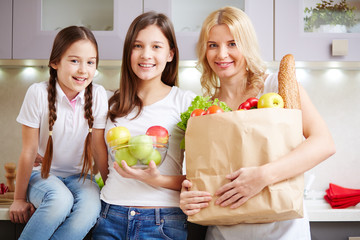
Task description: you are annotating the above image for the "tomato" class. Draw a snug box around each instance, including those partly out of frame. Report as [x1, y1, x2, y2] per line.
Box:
[205, 105, 224, 115]
[190, 108, 206, 117]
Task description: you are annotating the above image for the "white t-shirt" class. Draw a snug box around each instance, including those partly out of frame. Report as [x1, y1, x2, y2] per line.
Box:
[206, 73, 311, 240]
[16, 81, 108, 177]
[100, 86, 196, 207]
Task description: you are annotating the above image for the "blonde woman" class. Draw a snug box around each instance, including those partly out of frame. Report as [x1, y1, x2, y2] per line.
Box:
[180, 6, 335, 240]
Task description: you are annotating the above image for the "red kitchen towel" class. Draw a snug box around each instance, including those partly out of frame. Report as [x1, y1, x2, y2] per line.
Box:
[327, 183, 360, 199]
[0, 183, 8, 194]
[324, 183, 360, 209]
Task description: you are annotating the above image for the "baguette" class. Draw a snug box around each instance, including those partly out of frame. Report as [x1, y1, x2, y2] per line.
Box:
[278, 54, 301, 109]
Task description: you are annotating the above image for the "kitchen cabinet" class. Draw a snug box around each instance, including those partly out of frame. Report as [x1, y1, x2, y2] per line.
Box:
[275, 0, 360, 61]
[0, 0, 12, 59]
[12, 0, 142, 60]
[145, 0, 273, 61]
[6, 0, 272, 61]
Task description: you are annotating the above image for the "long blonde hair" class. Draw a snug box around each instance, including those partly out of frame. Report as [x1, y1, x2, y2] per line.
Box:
[197, 6, 267, 97]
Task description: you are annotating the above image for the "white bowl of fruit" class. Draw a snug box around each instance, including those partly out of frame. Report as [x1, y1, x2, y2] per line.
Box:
[106, 125, 169, 169]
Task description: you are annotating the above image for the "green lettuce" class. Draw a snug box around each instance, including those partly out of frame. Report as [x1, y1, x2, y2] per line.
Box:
[177, 95, 232, 131]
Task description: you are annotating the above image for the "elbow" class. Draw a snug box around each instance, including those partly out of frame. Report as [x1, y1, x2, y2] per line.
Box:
[324, 136, 336, 159]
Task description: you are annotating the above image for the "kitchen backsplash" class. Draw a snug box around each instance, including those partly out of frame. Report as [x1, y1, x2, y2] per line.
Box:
[0, 63, 359, 195]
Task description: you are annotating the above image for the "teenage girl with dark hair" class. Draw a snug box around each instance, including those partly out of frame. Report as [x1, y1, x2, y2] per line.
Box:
[9, 26, 109, 239]
[92, 12, 196, 240]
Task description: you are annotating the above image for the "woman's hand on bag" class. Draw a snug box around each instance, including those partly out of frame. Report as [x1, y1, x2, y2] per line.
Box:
[215, 166, 267, 209]
[180, 179, 212, 216]
[9, 199, 35, 224]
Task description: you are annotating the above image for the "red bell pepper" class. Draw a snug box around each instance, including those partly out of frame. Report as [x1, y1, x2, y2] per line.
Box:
[238, 97, 258, 110]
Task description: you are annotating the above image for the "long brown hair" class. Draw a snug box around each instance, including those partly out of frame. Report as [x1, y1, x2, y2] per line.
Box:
[197, 6, 267, 97]
[108, 12, 179, 122]
[42, 26, 99, 179]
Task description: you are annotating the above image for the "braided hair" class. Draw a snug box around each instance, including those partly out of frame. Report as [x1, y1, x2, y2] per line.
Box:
[41, 26, 99, 179]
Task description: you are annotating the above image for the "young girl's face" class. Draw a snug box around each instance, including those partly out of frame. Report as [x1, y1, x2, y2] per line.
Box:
[131, 24, 174, 83]
[51, 39, 97, 100]
[206, 24, 247, 82]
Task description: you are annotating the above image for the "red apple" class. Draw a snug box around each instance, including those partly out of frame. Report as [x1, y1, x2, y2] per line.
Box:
[146, 126, 169, 144]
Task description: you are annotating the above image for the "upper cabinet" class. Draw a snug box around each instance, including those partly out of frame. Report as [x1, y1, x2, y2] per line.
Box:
[12, 0, 142, 60]
[144, 0, 273, 61]
[0, 0, 12, 59]
[7, 0, 272, 61]
[6, 0, 360, 61]
[275, 0, 360, 61]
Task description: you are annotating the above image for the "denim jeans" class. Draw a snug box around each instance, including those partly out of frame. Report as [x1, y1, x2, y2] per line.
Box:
[19, 171, 101, 240]
[92, 201, 188, 240]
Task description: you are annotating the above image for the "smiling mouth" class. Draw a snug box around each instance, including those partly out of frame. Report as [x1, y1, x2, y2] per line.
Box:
[73, 77, 87, 82]
[216, 62, 233, 67]
[139, 63, 155, 68]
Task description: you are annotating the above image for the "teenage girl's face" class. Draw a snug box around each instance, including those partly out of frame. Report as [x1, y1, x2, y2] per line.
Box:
[131, 24, 174, 83]
[206, 24, 247, 82]
[51, 39, 97, 100]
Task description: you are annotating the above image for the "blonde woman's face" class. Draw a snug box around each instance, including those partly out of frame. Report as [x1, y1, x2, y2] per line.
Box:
[206, 24, 247, 82]
[51, 40, 97, 100]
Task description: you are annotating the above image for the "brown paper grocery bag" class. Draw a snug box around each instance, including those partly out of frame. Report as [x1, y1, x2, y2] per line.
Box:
[185, 108, 304, 225]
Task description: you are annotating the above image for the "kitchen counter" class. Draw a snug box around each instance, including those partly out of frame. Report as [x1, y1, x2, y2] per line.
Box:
[1, 199, 360, 222]
[305, 199, 360, 222]
[0, 204, 11, 220]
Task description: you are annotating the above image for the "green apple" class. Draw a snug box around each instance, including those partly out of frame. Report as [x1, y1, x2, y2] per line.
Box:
[141, 149, 162, 165]
[115, 147, 138, 166]
[95, 173, 104, 189]
[258, 92, 284, 108]
[128, 135, 154, 160]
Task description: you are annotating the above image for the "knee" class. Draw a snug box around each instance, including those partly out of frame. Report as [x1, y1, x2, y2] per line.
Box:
[72, 189, 101, 222]
[43, 188, 74, 216]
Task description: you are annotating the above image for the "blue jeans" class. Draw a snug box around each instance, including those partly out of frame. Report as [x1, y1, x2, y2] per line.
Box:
[92, 201, 188, 240]
[19, 171, 101, 240]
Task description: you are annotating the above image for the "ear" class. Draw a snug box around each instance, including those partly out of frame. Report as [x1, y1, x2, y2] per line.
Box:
[167, 49, 175, 62]
[50, 63, 57, 70]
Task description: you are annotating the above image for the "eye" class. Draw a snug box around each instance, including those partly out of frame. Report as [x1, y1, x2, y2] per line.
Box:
[229, 42, 237, 47]
[153, 45, 161, 49]
[88, 60, 96, 65]
[134, 44, 142, 49]
[208, 43, 217, 48]
[71, 59, 79, 63]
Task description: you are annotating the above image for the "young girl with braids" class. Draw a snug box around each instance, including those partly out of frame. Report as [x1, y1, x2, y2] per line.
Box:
[9, 26, 109, 240]
[92, 12, 196, 240]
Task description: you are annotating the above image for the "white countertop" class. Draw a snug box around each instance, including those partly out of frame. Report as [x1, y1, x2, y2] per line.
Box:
[304, 199, 360, 222]
[0, 204, 11, 220]
[1, 199, 360, 222]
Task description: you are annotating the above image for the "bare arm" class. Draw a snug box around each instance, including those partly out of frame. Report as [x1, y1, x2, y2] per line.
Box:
[262, 85, 335, 182]
[215, 85, 336, 208]
[92, 128, 109, 182]
[9, 125, 38, 223]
